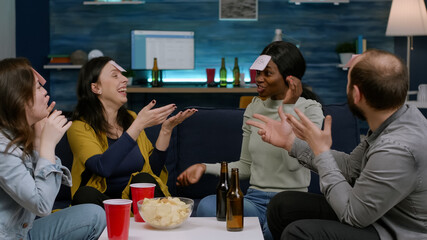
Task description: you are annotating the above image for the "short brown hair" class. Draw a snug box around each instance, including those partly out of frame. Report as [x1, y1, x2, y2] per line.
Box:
[349, 49, 408, 110]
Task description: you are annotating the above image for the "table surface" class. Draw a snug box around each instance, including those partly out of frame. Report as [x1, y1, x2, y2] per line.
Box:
[99, 217, 263, 240]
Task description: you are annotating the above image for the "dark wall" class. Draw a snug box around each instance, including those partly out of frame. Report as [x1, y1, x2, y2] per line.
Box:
[394, 36, 427, 94]
[15, 0, 427, 111]
[15, 0, 50, 91]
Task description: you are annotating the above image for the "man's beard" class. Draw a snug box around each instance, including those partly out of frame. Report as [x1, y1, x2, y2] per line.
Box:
[347, 94, 366, 121]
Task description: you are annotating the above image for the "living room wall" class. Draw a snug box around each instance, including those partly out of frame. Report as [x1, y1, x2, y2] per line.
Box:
[16, 0, 427, 112]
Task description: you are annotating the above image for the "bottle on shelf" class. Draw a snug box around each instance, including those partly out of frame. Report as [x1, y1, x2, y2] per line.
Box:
[232, 57, 240, 87]
[226, 168, 244, 231]
[216, 162, 229, 221]
[272, 28, 283, 42]
[220, 58, 227, 87]
[151, 57, 160, 87]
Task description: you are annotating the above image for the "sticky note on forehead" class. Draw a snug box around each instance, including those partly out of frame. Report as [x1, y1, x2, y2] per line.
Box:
[31, 68, 46, 86]
[109, 60, 126, 72]
[250, 55, 272, 71]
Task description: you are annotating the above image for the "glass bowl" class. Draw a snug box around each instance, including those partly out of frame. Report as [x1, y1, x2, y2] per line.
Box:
[137, 197, 194, 229]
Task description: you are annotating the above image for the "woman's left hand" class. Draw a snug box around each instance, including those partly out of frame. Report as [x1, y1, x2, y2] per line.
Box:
[156, 108, 197, 151]
[283, 76, 302, 104]
[161, 108, 198, 132]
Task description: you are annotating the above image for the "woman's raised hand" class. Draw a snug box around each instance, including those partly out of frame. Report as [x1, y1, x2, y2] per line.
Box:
[127, 100, 177, 140]
[162, 108, 198, 132]
[283, 76, 302, 104]
[155, 108, 197, 151]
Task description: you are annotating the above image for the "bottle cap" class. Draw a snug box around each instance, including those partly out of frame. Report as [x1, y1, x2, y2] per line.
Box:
[275, 29, 282, 34]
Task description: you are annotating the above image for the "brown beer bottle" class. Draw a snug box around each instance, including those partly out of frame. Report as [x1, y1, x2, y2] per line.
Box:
[151, 57, 159, 87]
[232, 57, 240, 87]
[216, 162, 229, 221]
[226, 168, 244, 231]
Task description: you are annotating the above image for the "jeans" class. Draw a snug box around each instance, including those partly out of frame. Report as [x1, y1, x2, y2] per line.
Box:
[28, 204, 106, 240]
[197, 188, 277, 240]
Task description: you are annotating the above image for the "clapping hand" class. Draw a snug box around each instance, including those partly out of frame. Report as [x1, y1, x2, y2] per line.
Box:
[246, 105, 295, 151]
[285, 108, 332, 156]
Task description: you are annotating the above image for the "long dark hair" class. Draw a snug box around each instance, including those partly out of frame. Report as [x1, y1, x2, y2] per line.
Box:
[261, 41, 321, 103]
[71, 56, 133, 141]
[0, 58, 36, 155]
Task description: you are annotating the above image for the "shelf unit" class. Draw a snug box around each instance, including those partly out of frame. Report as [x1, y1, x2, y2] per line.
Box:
[83, 1, 145, 5]
[127, 85, 257, 94]
[337, 63, 348, 70]
[43, 65, 82, 70]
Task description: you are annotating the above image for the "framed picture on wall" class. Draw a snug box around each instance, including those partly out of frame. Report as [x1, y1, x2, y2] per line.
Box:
[219, 0, 258, 21]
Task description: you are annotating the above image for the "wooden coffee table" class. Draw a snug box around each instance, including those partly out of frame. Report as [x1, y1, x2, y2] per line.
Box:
[99, 217, 263, 240]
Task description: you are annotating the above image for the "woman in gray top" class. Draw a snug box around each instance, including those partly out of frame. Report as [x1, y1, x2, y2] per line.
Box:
[177, 42, 324, 240]
[0, 58, 106, 240]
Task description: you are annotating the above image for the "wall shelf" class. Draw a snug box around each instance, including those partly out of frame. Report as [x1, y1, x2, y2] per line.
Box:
[44, 64, 82, 70]
[337, 63, 349, 70]
[83, 1, 145, 5]
[289, 0, 349, 5]
[127, 85, 257, 94]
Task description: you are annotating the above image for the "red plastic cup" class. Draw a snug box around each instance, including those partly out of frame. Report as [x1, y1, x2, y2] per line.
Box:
[250, 69, 257, 83]
[206, 68, 216, 84]
[103, 199, 132, 240]
[130, 183, 155, 222]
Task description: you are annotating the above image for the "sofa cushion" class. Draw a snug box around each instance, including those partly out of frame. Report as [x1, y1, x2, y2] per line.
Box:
[53, 134, 73, 209]
[144, 124, 178, 195]
[174, 107, 250, 199]
[322, 103, 360, 154]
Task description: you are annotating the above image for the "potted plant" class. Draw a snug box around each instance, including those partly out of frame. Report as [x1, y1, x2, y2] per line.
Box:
[335, 42, 356, 65]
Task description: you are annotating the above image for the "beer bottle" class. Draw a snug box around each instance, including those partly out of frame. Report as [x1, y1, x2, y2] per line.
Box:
[151, 57, 159, 87]
[219, 58, 227, 87]
[216, 162, 229, 221]
[226, 168, 244, 231]
[232, 57, 240, 87]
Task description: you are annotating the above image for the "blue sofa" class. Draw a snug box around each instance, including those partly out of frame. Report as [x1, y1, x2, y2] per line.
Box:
[54, 103, 360, 212]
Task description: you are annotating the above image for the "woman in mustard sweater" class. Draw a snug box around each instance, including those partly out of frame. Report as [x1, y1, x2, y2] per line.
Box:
[68, 57, 196, 207]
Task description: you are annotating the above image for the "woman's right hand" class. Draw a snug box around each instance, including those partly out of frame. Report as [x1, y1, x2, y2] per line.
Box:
[176, 163, 206, 186]
[127, 100, 176, 140]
